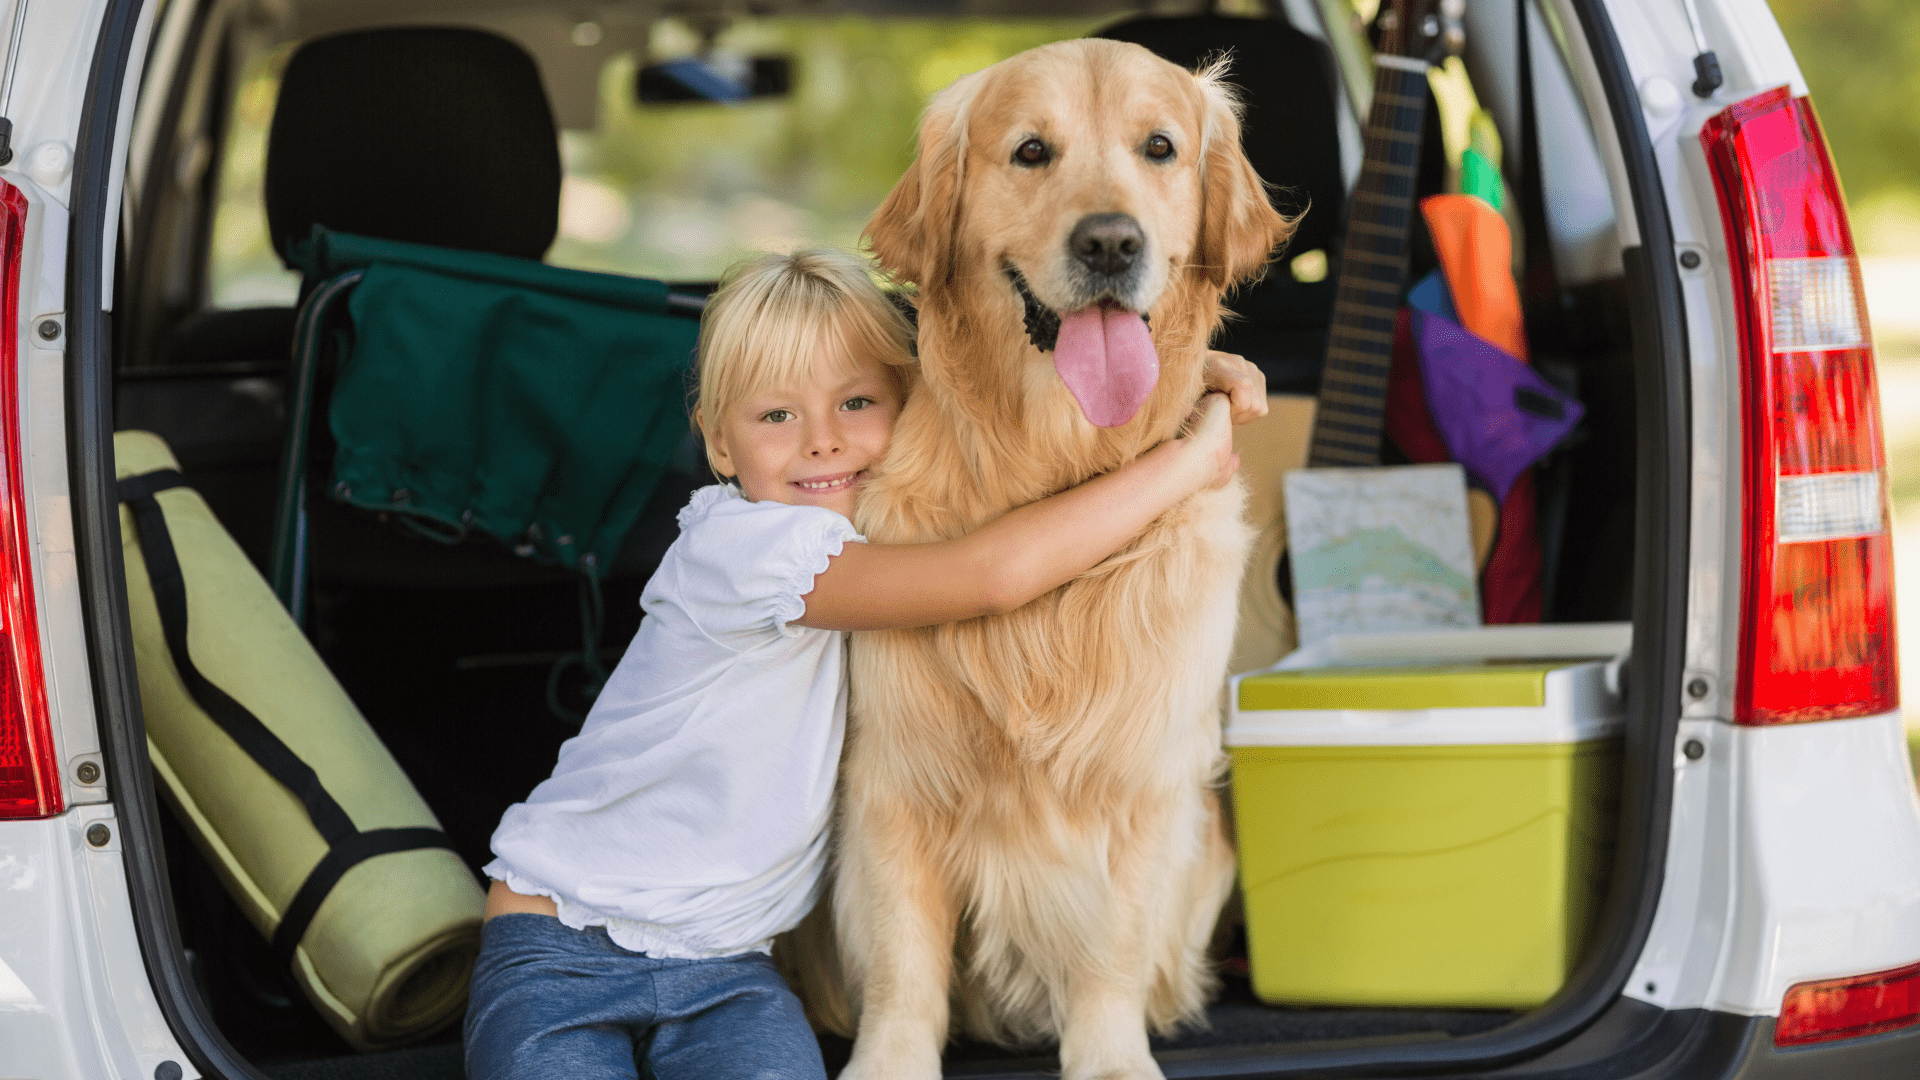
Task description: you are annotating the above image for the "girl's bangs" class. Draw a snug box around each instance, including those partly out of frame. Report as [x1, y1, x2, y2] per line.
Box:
[696, 249, 913, 428]
[728, 307, 872, 405]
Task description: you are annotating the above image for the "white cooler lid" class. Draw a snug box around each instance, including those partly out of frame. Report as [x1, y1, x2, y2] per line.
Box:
[1229, 624, 1630, 747]
[1269, 622, 1632, 671]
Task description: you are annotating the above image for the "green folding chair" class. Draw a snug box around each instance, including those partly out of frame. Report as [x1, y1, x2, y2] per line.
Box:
[268, 226, 703, 712]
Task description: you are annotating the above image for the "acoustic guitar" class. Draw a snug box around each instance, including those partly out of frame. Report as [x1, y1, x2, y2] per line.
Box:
[1229, 0, 1492, 673]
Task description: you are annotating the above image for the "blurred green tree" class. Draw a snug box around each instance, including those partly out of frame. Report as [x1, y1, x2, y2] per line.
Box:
[558, 17, 1097, 279]
[1771, 0, 1920, 212]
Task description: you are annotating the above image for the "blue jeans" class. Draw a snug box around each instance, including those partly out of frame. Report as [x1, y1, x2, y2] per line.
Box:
[463, 913, 827, 1080]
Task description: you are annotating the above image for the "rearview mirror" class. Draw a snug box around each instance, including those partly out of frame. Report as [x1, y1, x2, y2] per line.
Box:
[635, 55, 793, 104]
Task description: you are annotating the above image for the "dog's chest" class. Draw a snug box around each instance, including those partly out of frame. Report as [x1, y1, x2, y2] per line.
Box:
[867, 479, 1250, 699]
[1055, 479, 1250, 612]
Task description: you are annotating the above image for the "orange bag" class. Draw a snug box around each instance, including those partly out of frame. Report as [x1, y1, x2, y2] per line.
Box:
[1422, 194, 1528, 361]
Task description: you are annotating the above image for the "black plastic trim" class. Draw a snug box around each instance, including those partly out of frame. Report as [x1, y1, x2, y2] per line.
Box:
[1716, 1013, 1920, 1078]
[1478, 998, 1716, 1078]
[68, 1, 272, 1077]
[1488, 1006, 1920, 1079]
[945, 1008, 1920, 1080]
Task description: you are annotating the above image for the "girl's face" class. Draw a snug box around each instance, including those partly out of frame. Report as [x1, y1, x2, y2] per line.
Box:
[705, 351, 904, 519]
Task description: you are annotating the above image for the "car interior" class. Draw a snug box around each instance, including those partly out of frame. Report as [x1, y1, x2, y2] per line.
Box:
[110, 0, 1646, 1074]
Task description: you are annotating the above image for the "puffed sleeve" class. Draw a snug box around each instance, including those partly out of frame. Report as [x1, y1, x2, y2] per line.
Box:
[666, 486, 864, 648]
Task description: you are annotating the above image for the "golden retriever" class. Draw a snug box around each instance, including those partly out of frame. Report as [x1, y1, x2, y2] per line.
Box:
[804, 39, 1291, 1080]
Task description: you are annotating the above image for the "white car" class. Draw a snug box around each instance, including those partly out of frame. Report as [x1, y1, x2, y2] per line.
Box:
[2, 0, 1917, 1077]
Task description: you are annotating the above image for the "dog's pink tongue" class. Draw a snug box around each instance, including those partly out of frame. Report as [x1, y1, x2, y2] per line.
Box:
[1053, 307, 1159, 428]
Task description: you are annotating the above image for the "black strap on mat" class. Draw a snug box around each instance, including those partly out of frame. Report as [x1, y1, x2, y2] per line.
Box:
[118, 468, 456, 968]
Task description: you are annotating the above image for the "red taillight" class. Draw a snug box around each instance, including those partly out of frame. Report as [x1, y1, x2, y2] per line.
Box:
[1703, 87, 1897, 725]
[0, 179, 56, 819]
[1777, 960, 1920, 1046]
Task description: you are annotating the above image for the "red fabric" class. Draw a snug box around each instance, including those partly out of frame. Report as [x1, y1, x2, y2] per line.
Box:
[1487, 472, 1543, 623]
[1383, 309, 1543, 624]
[1385, 309, 1448, 463]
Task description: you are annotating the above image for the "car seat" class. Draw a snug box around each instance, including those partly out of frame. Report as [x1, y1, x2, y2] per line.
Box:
[1094, 12, 1347, 395]
[260, 27, 705, 713]
[264, 27, 562, 263]
[139, 27, 565, 379]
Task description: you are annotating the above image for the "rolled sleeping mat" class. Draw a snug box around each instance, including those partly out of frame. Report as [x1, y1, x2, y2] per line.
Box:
[113, 430, 483, 1051]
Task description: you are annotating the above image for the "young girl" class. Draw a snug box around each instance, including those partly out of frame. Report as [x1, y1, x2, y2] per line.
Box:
[464, 248, 1264, 1080]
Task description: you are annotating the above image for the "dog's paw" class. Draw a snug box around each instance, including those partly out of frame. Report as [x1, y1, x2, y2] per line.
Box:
[837, 1057, 942, 1080]
[837, 1043, 943, 1080]
[1059, 1043, 1165, 1080]
[1063, 1064, 1166, 1080]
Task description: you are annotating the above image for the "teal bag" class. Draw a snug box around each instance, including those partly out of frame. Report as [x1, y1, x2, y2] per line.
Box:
[280, 226, 699, 578]
[270, 227, 702, 714]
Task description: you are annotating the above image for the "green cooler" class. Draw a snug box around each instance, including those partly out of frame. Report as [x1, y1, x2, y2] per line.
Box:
[1227, 628, 1626, 1009]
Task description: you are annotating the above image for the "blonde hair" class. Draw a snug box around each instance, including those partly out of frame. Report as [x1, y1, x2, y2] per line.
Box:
[693, 248, 915, 473]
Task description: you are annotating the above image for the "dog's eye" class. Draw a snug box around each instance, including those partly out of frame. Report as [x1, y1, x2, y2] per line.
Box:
[1013, 138, 1051, 167]
[1144, 134, 1175, 161]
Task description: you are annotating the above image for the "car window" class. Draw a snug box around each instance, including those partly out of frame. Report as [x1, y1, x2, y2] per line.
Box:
[206, 16, 1102, 305]
[208, 42, 295, 307]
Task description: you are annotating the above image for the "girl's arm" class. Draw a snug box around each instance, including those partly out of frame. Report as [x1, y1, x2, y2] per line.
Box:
[795, 394, 1239, 632]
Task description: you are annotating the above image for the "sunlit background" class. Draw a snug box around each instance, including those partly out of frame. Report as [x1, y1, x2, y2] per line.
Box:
[206, 2, 1920, 742]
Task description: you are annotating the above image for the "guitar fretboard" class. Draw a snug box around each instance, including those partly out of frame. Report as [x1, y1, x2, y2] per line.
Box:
[1306, 57, 1430, 469]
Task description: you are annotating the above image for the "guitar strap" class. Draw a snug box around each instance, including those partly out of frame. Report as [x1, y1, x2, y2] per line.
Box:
[1513, 0, 1556, 619]
[1515, 0, 1562, 331]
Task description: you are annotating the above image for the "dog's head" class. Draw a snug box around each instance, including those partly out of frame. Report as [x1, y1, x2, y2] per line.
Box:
[866, 39, 1293, 429]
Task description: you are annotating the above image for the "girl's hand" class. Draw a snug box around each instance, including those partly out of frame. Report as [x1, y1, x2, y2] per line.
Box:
[1182, 393, 1240, 491]
[1203, 351, 1269, 425]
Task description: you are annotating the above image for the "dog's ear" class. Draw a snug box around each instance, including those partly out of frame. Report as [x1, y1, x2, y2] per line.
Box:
[1194, 59, 1295, 290]
[865, 72, 984, 287]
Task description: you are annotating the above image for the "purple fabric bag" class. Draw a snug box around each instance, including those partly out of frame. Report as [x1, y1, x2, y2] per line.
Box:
[1412, 309, 1583, 502]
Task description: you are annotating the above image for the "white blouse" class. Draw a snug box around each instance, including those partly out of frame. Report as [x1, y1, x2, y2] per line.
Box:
[485, 484, 861, 958]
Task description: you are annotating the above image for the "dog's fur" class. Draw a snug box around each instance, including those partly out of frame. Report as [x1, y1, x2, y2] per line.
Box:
[796, 40, 1292, 1080]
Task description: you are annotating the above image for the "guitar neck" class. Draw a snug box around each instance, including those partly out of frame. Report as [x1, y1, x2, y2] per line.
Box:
[1305, 54, 1431, 469]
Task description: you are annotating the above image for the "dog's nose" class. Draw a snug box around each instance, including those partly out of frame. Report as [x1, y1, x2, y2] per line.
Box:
[1068, 213, 1145, 278]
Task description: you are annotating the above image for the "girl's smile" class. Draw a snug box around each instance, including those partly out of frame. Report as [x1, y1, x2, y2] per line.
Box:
[791, 470, 866, 494]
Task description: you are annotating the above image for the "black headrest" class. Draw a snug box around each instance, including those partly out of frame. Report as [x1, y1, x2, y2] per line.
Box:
[1094, 15, 1345, 257]
[266, 27, 562, 264]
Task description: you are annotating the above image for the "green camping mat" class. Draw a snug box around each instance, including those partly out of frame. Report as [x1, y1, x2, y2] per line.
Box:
[119, 431, 482, 1051]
